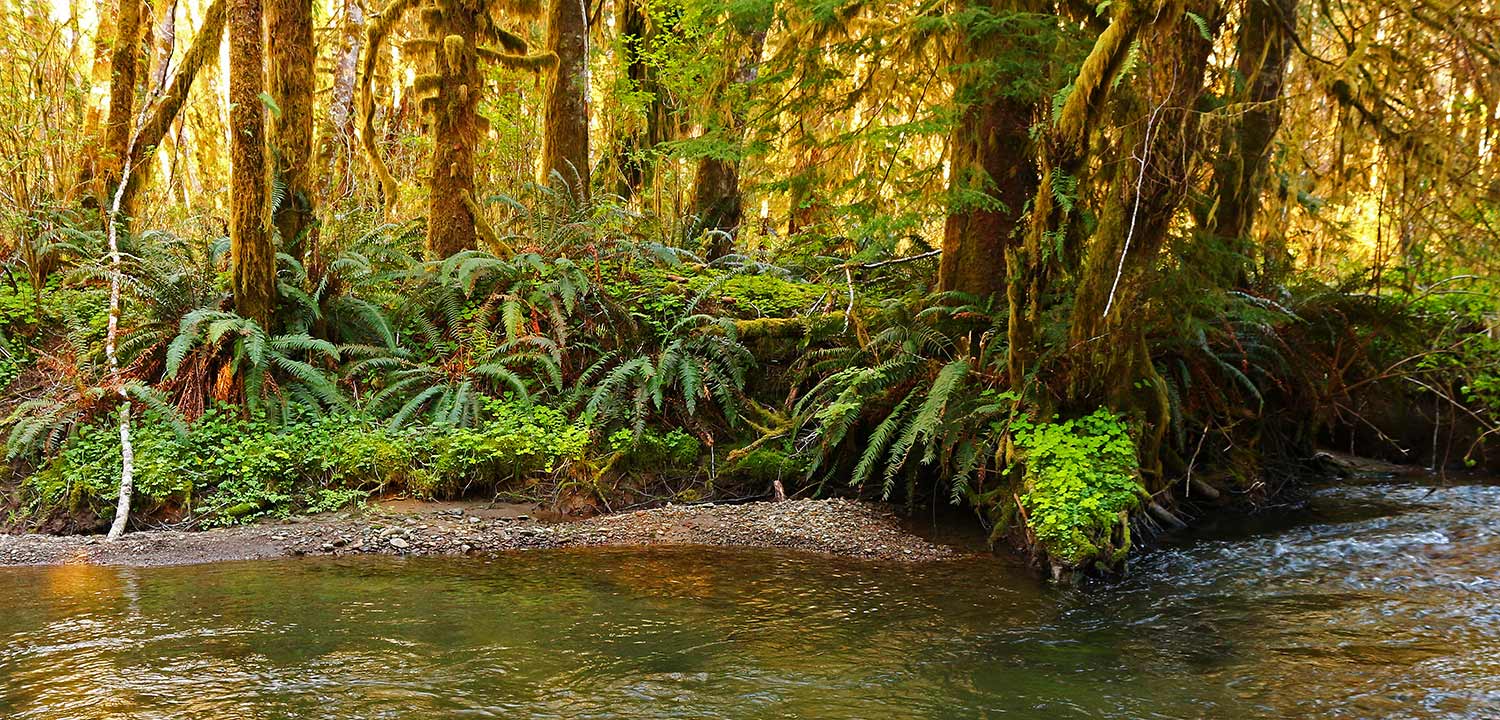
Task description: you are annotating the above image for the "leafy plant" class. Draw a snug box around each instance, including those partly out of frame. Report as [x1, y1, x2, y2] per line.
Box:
[1012, 409, 1143, 567]
[165, 309, 345, 418]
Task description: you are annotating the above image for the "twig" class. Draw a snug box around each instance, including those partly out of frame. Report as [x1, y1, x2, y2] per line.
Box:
[855, 248, 941, 269]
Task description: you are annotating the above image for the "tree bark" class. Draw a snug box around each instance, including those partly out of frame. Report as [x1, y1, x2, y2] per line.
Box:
[229, 0, 275, 326]
[1207, 0, 1298, 283]
[77, 0, 117, 206]
[148, 0, 178, 90]
[938, 0, 1044, 301]
[424, 10, 482, 258]
[120, 0, 228, 215]
[1067, 0, 1220, 412]
[101, 0, 144, 201]
[267, 0, 316, 261]
[541, 0, 591, 201]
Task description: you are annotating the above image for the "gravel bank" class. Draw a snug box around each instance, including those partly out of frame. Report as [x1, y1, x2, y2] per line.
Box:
[0, 498, 960, 567]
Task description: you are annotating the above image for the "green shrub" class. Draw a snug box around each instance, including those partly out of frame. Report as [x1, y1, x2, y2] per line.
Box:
[1013, 409, 1144, 567]
[607, 427, 701, 471]
[419, 400, 591, 495]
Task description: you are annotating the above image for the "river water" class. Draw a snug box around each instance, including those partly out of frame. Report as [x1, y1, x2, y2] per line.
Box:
[1, 479, 1496, 719]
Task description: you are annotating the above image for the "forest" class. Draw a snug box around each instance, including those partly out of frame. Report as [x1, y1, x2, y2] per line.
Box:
[0, 0, 1496, 576]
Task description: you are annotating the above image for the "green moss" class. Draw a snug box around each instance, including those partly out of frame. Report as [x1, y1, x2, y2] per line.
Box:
[726, 447, 806, 483]
[607, 428, 701, 471]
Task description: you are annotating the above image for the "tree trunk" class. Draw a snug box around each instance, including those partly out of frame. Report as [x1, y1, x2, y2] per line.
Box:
[1005, 0, 1153, 389]
[424, 9, 482, 258]
[149, 0, 178, 90]
[101, 0, 144, 201]
[311, 0, 363, 278]
[319, 0, 363, 196]
[1066, 0, 1219, 424]
[267, 0, 316, 262]
[77, 0, 117, 206]
[612, 0, 649, 198]
[692, 27, 767, 259]
[541, 0, 591, 201]
[1207, 0, 1298, 283]
[938, 0, 1043, 301]
[120, 0, 228, 215]
[229, 0, 275, 326]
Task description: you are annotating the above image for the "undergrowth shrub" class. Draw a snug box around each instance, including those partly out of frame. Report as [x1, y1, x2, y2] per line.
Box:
[18, 400, 597, 528]
[1012, 409, 1144, 568]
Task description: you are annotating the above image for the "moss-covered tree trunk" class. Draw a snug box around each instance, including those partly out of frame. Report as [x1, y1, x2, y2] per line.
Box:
[1065, 0, 1220, 480]
[692, 26, 767, 259]
[938, 0, 1044, 301]
[1005, 0, 1153, 390]
[267, 0, 317, 262]
[120, 0, 228, 215]
[148, 0, 178, 90]
[1207, 0, 1298, 283]
[424, 9, 483, 258]
[992, 0, 1215, 575]
[77, 0, 117, 206]
[101, 0, 144, 202]
[541, 0, 590, 200]
[229, 0, 275, 326]
[612, 0, 649, 199]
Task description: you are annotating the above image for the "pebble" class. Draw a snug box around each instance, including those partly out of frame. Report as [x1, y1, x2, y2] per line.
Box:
[389, 537, 410, 550]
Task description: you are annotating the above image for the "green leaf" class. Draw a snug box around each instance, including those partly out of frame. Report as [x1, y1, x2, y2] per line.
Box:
[258, 92, 282, 119]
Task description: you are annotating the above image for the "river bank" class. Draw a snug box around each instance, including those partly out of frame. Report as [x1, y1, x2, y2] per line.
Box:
[0, 497, 960, 567]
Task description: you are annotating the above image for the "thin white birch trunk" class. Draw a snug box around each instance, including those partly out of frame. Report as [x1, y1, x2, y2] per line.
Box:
[106, 20, 179, 541]
[104, 155, 136, 542]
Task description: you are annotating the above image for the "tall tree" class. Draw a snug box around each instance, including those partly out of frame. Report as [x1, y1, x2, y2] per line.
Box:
[119, 0, 228, 215]
[229, 0, 275, 325]
[1206, 0, 1298, 284]
[1003, 0, 1159, 391]
[317, 0, 363, 195]
[609, 0, 680, 200]
[540, 0, 590, 200]
[361, 0, 555, 258]
[100, 0, 145, 202]
[267, 0, 317, 261]
[937, 0, 1050, 302]
[690, 11, 769, 259]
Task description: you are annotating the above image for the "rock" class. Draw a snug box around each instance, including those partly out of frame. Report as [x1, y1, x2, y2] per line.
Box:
[467, 516, 482, 524]
[389, 537, 410, 550]
[321, 543, 335, 552]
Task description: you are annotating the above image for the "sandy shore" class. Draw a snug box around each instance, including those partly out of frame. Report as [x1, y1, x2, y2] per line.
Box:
[0, 498, 961, 567]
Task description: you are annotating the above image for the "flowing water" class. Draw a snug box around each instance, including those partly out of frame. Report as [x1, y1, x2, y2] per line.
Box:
[1, 479, 1497, 719]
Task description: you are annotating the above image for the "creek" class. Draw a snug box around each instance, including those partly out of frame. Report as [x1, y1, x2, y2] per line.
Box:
[1, 478, 1496, 718]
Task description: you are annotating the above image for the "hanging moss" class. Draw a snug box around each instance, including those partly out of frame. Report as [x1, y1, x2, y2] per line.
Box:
[360, 0, 557, 258]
